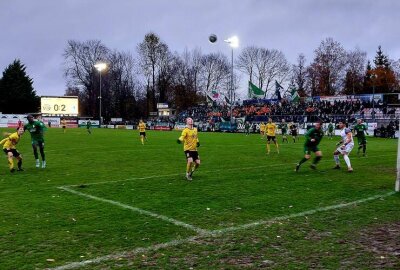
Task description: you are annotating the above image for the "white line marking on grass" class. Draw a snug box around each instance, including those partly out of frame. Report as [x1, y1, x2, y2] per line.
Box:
[50, 191, 396, 270]
[48, 236, 199, 270]
[209, 191, 396, 235]
[58, 186, 209, 235]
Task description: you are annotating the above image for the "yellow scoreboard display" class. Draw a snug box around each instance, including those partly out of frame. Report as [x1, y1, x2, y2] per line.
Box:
[41, 96, 79, 115]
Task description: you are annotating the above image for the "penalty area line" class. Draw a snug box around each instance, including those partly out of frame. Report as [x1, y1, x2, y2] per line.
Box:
[50, 191, 396, 270]
[58, 186, 209, 235]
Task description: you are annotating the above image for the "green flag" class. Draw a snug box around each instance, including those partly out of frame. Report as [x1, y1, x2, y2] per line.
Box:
[248, 81, 265, 98]
[290, 86, 300, 102]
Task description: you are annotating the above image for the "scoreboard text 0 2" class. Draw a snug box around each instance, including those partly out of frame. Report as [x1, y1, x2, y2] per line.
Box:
[41, 97, 78, 115]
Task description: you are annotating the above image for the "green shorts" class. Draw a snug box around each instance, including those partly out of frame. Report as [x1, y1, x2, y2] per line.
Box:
[357, 137, 367, 145]
[304, 145, 319, 155]
[32, 138, 45, 146]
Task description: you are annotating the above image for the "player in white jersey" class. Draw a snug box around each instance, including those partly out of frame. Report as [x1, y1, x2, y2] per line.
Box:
[333, 121, 354, 172]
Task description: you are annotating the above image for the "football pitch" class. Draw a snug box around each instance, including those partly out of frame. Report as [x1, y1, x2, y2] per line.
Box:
[0, 128, 399, 269]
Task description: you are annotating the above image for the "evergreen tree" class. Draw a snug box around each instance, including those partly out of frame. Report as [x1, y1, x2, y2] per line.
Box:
[0, 59, 40, 113]
[373, 46, 389, 69]
[362, 61, 373, 93]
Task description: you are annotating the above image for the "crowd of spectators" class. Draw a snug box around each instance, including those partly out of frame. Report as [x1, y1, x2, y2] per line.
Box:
[374, 120, 399, 138]
[176, 99, 399, 125]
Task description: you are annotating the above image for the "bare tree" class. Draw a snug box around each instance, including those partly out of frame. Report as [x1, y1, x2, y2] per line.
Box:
[292, 53, 307, 96]
[63, 40, 109, 117]
[107, 50, 142, 119]
[254, 48, 290, 98]
[236, 46, 258, 84]
[199, 52, 230, 96]
[343, 48, 367, 95]
[305, 63, 318, 97]
[312, 37, 347, 95]
[137, 32, 169, 114]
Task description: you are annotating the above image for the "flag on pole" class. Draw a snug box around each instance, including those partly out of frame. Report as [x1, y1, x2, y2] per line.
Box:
[207, 90, 220, 101]
[224, 95, 231, 105]
[211, 90, 219, 99]
[290, 86, 300, 102]
[248, 81, 265, 98]
[275, 81, 283, 100]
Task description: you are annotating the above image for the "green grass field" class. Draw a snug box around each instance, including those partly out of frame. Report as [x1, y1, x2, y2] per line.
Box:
[0, 128, 399, 269]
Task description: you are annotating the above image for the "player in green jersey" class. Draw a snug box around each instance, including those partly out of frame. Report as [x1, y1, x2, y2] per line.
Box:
[295, 121, 324, 172]
[353, 119, 368, 156]
[24, 115, 47, 168]
[280, 119, 289, 143]
[327, 122, 334, 139]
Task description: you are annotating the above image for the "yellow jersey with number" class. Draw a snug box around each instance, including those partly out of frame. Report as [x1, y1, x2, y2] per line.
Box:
[0, 132, 20, 149]
[266, 123, 277, 136]
[138, 122, 146, 132]
[178, 127, 199, 151]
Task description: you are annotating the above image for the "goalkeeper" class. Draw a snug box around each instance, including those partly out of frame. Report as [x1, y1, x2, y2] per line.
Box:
[177, 118, 200, 181]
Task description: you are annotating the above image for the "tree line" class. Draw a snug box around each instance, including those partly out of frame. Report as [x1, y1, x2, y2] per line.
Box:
[1, 33, 399, 118]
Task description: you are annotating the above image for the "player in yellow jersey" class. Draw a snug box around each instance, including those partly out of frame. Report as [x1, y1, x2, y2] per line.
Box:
[177, 118, 200, 181]
[266, 118, 279, 154]
[0, 127, 24, 172]
[259, 122, 266, 139]
[138, 119, 147, 145]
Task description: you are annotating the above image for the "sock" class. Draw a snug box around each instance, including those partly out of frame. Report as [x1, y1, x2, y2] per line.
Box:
[186, 163, 191, 173]
[33, 148, 39, 159]
[298, 157, 308, 166]
[191, 163, 197, 172]
[313, 156, 322, 165]
[334, 155, 340, 165]
[193, 163, 199, 171]
[8, 157, 14, 170]
[40, 148, 45, 161]
[17, 159, 22, 169]
[343, 155, 351, 168]
[141, 137, 144, 144]
[363, 145, 366, 154]
[267, 144, 270, 153]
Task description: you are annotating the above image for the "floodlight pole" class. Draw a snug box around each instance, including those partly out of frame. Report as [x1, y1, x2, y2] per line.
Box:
[230, 47, 234, 124]
[99, 71, 102, 127]
[224, 36, 238, 124]
[94, 63, 107, 127]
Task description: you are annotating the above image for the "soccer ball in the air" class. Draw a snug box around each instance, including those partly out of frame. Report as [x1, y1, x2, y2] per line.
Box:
[209, 34, 217, 43]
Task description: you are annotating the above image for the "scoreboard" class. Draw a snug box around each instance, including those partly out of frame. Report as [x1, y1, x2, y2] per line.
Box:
[41, 96, 79, 115]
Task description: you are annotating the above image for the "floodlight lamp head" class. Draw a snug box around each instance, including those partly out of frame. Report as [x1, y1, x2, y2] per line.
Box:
[225, 36, 239, 48]
[94, 63, 107, 72]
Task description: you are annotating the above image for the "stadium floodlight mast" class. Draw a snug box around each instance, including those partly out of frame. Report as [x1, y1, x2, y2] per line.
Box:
[224, 36, 239, 124]
[94, 62, 107, 127]
[397, 123, 400, 192]
[209, 34, 239, 125]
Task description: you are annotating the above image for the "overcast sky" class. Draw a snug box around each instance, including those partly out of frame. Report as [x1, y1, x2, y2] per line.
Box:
[1, 0, 399, 97]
